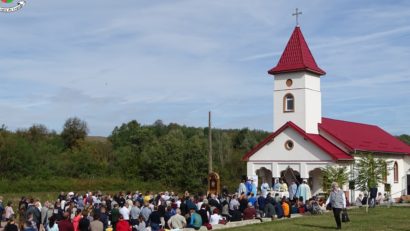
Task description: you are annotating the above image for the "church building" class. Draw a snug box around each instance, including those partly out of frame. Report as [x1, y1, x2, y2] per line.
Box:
[242, 25, 410, 199]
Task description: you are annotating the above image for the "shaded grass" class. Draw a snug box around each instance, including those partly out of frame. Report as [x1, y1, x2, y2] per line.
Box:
[225, 207, 410, 231]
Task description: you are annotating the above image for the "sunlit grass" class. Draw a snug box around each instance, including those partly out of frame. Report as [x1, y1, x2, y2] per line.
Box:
[225, 206, 410, 231]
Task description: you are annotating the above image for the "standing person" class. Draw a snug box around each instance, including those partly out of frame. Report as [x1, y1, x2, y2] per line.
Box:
[119, 204, 130, 222]
[72, 210, 82, 231]
[5, 201, 15, 221]
[289, 181, 297, 200]
[369, 187, 378, 208]
[147, 206, 161, 231]
[129, 201, 140, 228]
[238, 179, 247, 195]
[110, 204, 120, 231]
[296, 181, 311, 203]
[260, 180, 270, 198]
[326, 182, 346, 230]
[26, 199, 42, 230]
[41, 201, 50, 230]
[99, 207, 109, 231]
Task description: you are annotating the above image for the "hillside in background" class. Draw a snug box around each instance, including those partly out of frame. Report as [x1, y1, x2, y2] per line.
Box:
[1, 118, 408, 194]
[0, 119, 269, 193]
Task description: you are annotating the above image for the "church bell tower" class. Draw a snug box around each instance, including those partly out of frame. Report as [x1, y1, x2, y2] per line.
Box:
[268, 25, 326, 134]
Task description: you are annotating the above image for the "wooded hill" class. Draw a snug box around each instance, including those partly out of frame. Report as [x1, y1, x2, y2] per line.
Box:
[0, 118, 408, 193]
[0, 119, 269, 193]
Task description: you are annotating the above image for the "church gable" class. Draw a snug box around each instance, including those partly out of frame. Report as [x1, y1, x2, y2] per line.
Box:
[247, 127, 333, 162]
[243, 122, 352, 162]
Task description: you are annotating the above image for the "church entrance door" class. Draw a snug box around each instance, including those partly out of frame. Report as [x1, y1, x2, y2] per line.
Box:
[281, 167, 301, 185]
[256, 167, 272, 187]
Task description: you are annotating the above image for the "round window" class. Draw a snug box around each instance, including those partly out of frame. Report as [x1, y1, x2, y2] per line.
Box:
[286, 79, 293, 87]
[285, 140, 294, 150]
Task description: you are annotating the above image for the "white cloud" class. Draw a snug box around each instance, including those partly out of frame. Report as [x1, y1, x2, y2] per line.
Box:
[0, 0, 409, 135]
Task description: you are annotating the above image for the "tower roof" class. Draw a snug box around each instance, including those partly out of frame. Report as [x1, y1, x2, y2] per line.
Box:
[268, 26, 326, 76]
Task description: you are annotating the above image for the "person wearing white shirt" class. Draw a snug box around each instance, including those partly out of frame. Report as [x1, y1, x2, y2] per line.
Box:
[210, 208, 223, 225]
[260, 180, 270, 198]
[326, 182, 346, 230]
[119, 204, 130, 221]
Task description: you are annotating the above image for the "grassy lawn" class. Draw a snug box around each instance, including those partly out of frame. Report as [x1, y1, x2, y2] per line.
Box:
[225, 206, 410, 231]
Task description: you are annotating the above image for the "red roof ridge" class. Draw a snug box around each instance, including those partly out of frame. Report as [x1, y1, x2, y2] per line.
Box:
[242, 121, 352, 161]
[319, 117, 410, 155]
[268, 26, 326, 76]
[322, 117, 380, 128]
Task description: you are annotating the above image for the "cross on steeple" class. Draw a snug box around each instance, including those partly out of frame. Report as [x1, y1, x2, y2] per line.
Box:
[292, 8, 302, 26]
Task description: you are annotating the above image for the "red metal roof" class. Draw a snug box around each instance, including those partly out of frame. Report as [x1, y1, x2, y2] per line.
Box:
[268, 26, 326, 76]
[319, 118, 410, 155]
[242, 121, 353, 161]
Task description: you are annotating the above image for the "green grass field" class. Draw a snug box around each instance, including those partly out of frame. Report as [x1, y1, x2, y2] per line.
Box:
[225, 206, 410, 231]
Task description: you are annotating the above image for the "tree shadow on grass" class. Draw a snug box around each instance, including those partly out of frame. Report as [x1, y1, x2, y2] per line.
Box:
[294, 223, 335, 230]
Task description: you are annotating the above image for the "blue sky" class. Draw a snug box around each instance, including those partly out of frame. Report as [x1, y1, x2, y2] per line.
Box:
[0, 0, 409, 136]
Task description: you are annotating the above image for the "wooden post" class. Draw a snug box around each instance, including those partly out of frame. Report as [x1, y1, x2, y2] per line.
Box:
[208, 111, 213, 173]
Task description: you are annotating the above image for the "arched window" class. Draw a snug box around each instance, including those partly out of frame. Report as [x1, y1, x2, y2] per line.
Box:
[393, 162, 398, 183]
[283, 94, 295, 112]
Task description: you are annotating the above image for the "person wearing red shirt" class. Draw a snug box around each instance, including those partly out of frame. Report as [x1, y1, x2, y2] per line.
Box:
[58, 212, 74, 231]
[243, 203, 257, 220]
[116, 215, 131, 231]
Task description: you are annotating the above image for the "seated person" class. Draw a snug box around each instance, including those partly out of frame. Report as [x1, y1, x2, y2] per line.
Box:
[187, 208, 202, 230]
[281, 198, 290, 218]
[297, 197, 305, 214]
[355, 194, 363, 207]
[243, 203, 257, 220]
[362, 193, 368, 205]
[318, 198, 326, 211]
[376, 192, 384, 205]
[210, 208, 223, 225]
[229, 205, 242, 222]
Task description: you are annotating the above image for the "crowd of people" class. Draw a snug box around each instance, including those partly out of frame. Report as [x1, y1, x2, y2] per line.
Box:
[0, 177, 332, 231]
[1, 177, 386, 231]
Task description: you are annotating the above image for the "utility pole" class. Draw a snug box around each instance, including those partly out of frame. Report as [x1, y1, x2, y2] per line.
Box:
[208, 111, 213, 173]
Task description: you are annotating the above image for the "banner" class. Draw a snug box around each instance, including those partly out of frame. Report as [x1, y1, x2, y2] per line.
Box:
[0, 0, 26, 13]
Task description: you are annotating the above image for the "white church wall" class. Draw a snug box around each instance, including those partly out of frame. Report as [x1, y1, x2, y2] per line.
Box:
[273, 72, 321, 134]
[248, 127, 334, 180]
[274, 89, 306, 132]
[351, 154, 407, 200]
[304, 90, 321, 134]
[248, 128, 334, 162]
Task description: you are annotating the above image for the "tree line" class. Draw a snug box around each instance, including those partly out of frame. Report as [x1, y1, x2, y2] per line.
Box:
[0, 118, 269, 193]
[0, 117, 408, 193]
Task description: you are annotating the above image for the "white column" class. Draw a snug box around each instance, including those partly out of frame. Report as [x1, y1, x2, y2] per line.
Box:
[300, 163, 309, 179]
[272, 163, 280, 178]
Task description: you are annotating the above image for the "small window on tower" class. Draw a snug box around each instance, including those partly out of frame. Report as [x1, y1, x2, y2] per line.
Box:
[286, 79, 293, 87]
[283, 94, 295, 112]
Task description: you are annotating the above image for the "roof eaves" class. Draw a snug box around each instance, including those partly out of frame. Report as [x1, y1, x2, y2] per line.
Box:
[318, 123, 355, 152]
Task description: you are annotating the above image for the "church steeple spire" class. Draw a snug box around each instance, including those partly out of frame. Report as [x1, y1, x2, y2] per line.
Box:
[268, 26, 326, 76]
